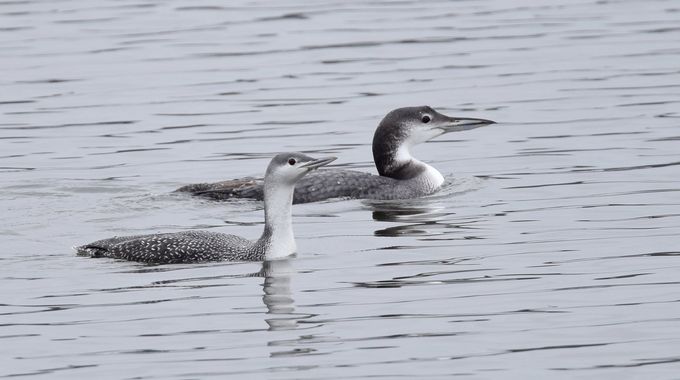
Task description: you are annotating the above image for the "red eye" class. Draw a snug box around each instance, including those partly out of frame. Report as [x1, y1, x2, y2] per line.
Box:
[288, 158, 296, 165]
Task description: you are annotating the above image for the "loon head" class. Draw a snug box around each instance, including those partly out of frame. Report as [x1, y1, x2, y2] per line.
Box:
[265, 152, 337, 186]
[372, 106, 495, 179]
[261, 152, 336, 260]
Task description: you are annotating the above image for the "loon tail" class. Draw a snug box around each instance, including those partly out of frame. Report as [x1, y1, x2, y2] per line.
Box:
[175, 178, 264, 201]
[73, 244, 108, 257]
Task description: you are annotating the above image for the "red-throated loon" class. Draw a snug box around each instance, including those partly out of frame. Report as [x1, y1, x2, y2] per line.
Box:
[76, 153, 336, 263]
[176, 106, 495, 204]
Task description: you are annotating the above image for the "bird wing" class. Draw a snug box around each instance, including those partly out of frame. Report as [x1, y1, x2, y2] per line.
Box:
[175, 177, 265, 201]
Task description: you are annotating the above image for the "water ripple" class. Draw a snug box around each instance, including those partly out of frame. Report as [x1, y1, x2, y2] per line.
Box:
[2, 0, 680, 378]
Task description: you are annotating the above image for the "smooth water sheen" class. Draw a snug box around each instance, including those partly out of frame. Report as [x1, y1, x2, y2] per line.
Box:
[2, 0, 680, 378]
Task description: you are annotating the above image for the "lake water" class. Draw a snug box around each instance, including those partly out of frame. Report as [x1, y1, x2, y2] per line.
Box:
[2, 0, 680, 378]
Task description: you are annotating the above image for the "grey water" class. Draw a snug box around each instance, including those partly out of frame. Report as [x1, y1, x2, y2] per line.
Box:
[2, 0, 680, 378]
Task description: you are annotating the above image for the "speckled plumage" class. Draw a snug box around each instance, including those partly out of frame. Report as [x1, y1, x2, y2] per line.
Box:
[76, 231, 265, 263]
[176, 106, 494, 204]
[76, 153, 336, 264]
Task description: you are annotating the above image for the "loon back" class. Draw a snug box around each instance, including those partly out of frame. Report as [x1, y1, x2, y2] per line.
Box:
[76, 231, 258, 263]
[181, 167, 442, 204]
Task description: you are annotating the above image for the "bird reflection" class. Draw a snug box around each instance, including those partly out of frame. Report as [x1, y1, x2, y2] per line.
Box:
[365, 200, 480, 238]
[366, 200, 445, 237]
[256, 259, 298, 331]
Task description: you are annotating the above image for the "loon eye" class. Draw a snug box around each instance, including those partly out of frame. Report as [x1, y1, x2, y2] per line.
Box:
[421, 115, 431, 123]
[288, 158, 296, 166]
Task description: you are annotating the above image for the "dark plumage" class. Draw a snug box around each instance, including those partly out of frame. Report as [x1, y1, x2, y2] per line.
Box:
[180, 168, 434, 204]
[176, 106, 495, 203]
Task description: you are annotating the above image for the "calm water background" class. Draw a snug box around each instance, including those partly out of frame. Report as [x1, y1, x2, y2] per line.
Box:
[2, 0, 680, 378]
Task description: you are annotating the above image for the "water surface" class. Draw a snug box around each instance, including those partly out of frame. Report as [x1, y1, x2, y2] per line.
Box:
[2, 0, 680, 378]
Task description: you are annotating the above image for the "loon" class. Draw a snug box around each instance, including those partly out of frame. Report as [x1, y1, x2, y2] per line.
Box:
[176, 106, 495, 204]
[75, 153, 336, 264]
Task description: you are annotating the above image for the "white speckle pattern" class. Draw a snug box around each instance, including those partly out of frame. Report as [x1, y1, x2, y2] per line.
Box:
[76, 231, 266, 263]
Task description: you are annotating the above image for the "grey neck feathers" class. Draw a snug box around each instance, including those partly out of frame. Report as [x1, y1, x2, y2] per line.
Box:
[373, 141, 426, 180]
[372, 119, 424, 179]
[386, 157, 428, 180]
[255, 180, 297, 260]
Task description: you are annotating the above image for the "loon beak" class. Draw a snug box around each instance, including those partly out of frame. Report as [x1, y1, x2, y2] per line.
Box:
[440, 116, 496, 133]
[300, 156, 337, 170]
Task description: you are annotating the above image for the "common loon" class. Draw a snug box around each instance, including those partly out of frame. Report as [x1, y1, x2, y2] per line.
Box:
[176, 106, 495, 204]
[75, 153, 336, 264]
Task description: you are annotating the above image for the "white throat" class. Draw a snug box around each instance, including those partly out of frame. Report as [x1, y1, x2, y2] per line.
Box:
[394, 145, 445, 190]
[261, 182, 297, 260]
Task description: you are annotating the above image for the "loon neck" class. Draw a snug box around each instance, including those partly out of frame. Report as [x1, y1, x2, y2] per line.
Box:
[376, 145, 445, 190]
[373, 131, 427, 178]
[256, 181, 297, 260]
[375, 144, 434, 178]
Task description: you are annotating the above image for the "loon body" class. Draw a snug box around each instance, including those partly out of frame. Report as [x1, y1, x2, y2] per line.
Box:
[76, 153, 335, 264]
[177, 106, 495, 204]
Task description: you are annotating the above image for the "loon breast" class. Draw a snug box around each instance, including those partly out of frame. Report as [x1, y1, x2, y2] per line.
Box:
[402, 161, 445, 197]
[387, 158, 444, 190]
[421, 162, 445, 190]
